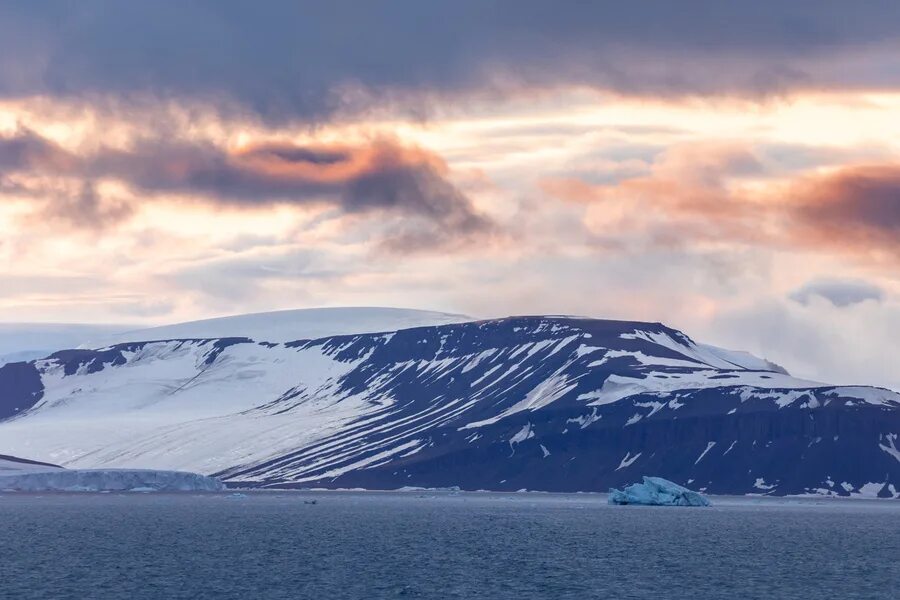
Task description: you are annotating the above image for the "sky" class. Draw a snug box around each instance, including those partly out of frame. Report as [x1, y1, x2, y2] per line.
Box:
[0, 1, 899, 390]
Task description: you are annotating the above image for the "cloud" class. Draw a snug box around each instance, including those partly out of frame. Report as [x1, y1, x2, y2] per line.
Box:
[160, 248, 347, 302]
[110, 299, 176, 318]
[788, 165, 900, 258]
[540, 143, 900, 263]
[2, 2, 900, 120]
[540, 142, 768, 250]
[0, 129, 493, 250]
[0, 128, 73, 171]
[707, 297, 900, 391]
[790, 278, 885, 307]
[34, 182, 134, 230]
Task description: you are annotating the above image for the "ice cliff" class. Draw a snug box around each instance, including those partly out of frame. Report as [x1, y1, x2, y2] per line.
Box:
[0, 468, 225, 492]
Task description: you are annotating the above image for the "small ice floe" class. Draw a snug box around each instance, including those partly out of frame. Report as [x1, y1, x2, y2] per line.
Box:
[608, 476, 711, 507]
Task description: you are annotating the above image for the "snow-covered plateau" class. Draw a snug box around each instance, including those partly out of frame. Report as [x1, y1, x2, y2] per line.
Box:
[1, 308, 898, 496]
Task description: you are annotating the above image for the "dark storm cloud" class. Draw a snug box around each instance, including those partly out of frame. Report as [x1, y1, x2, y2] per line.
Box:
[40, 183, 134, 230]
[0, 129, 72, 171]
[1, 1, 900, 120]
[0, 129, 492, 248]
[790, 279, 885, 307]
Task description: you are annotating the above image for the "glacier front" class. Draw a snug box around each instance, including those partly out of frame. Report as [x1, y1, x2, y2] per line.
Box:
[0, 468, 225, 492]
[609, 476, 711, 506]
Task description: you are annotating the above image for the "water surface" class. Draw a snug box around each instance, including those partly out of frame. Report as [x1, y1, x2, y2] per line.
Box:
[0, 492, 897, 599]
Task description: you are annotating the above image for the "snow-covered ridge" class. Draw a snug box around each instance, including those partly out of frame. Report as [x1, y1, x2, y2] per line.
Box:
[82, 307, 471, 347]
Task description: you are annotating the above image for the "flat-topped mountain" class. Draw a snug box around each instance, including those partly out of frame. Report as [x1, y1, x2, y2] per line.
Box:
[1, 309, 897, 496]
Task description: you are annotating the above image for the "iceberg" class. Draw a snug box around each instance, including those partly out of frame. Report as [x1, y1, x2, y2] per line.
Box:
[0, 468, 225, 492]
[608, 476, 711, 506]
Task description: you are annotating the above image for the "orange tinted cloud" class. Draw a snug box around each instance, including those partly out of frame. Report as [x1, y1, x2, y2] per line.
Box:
[0, 130, 493, 250]
[541, 143, 767, 245]
[788, 165, 900, 260]
[541, 143, 900, 262]
[233, 141, 448, 185]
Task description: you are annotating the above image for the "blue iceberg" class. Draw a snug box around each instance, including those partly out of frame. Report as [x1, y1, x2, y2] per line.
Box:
[608, 476, 711, 506]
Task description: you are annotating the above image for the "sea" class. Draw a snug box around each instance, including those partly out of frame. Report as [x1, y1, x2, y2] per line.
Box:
[0, 491, 897, 599]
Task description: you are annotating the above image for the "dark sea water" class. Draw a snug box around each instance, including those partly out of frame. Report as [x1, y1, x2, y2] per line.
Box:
[0, 492, 897, 600]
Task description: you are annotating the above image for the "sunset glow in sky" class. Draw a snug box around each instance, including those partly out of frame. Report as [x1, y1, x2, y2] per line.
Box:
[1, 2, 899, 389]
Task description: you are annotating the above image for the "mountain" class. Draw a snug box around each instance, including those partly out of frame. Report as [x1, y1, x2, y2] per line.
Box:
[0, 309, 898, 497]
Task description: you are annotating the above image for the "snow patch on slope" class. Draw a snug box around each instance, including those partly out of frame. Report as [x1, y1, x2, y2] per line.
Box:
[879, 434, 900, 464]
[827, 386, 900, 407]
[579, 370, 822, 407]
[508, 423, 535, 451]
[621, 329, 790, 374]
[616, 451, 641, 471]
